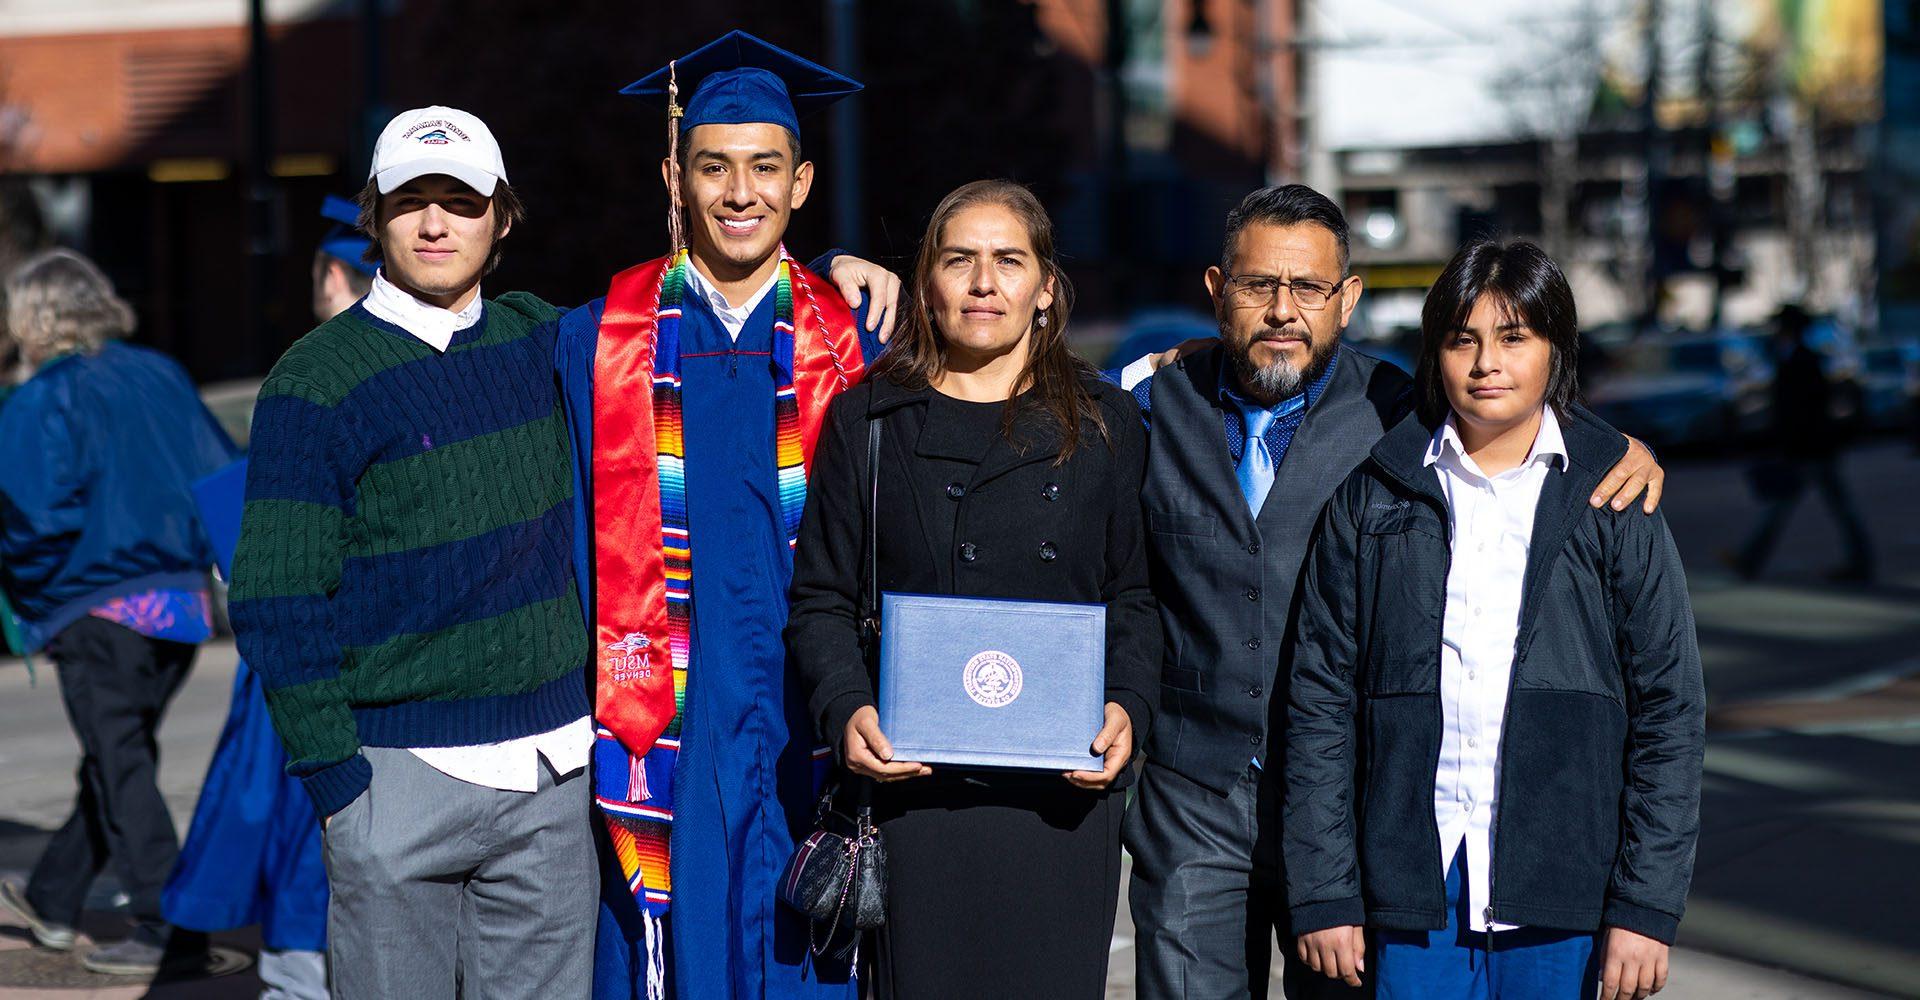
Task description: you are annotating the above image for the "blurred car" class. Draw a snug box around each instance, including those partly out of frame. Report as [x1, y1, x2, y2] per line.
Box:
[1584, 333, 1771, 448]
[1102, 308, 1217, 372]
[1859, 341, 1920, 431]
[1354, 344, 1415, 377]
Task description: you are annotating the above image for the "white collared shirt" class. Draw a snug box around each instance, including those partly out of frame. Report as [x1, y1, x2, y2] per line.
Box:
[362, 270, 484, 353]
[1423, 406, 1567, 933]
[363, 269, 593, 791]
[408, 720, 594, 794]
[684, 260, 780, 343]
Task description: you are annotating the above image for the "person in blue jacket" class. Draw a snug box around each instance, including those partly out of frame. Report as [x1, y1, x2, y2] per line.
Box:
[160, 196, 374, 1000]
[0, 248, 236, 977]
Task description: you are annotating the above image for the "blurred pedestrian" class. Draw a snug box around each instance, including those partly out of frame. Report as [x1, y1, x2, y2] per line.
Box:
[787, 179, 1158, 998]
[0, 248, 237, 976]
[1119, 189, 1667, 1000]
[161, 196, 373, 1000]
[1732, 303, 1874, 581]
[310, 194, 378, 322]
[1285, 239, 1704, 1000]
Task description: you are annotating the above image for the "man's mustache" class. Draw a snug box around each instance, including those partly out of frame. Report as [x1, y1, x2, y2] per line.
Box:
[1248, 328, 1312, 347]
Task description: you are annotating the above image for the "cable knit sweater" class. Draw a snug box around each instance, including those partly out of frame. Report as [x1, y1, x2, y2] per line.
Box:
[230, 293, 590, 816]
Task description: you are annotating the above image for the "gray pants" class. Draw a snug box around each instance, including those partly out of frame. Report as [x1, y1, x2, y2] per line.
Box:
[323, 746, 596, 1000]
[1125, 760, 1364, 1000]
[259, 947, 327, 1000]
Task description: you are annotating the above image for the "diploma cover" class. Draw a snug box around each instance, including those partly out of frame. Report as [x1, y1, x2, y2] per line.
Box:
[877, 593, 1105, 771]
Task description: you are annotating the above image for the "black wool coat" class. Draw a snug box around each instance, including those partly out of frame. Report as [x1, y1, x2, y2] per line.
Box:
[785, 374, 1162, 760]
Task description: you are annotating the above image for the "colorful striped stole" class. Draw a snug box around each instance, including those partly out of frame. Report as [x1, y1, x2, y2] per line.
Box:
[589, 247, 865, 927]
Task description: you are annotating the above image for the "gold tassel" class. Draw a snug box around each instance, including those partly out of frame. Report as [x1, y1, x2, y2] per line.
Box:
[665, 59, 686, 256]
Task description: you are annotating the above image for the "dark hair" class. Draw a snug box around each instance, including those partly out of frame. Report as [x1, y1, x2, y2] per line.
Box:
[1221, 184, 1350, 276]
[1414, 238, 1581, 425]
[353, 178, 525, 278]
[870, 179, 1107, 461]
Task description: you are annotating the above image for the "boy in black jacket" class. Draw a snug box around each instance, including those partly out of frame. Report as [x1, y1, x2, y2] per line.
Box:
[1283, 239, 1705, 1000]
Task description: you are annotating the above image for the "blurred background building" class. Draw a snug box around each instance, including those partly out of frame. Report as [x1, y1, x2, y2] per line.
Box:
[0, 0, 1913, 450]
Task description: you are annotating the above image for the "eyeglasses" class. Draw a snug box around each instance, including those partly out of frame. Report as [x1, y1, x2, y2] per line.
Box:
[1223, 274, 1346, 310]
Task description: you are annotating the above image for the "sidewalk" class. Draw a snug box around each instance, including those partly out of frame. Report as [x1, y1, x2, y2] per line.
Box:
[1101, 854, 1897, 999]
[0, 922, 259, 998]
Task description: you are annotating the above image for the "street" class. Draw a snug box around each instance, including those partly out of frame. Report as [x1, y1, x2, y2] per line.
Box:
[2, 441, 1916, 997]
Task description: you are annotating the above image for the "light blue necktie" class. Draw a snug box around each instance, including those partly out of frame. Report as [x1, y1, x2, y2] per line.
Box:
[1236, 402, 1278, 515]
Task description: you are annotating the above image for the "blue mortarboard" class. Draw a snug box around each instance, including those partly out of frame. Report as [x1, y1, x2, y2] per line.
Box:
[620, 30, 862, 142]
[318, 194, 378, 277]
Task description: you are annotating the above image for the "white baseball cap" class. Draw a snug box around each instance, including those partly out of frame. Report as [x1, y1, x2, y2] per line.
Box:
[368, 106, 507, 196]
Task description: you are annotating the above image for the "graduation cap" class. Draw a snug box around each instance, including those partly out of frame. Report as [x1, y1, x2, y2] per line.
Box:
[621, 30, 861, 141]
[623, 31, 862, 253]
[317, 195, 378, 277]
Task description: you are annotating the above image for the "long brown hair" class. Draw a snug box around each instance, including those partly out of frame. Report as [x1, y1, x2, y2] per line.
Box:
[870, 179, 1108, 461]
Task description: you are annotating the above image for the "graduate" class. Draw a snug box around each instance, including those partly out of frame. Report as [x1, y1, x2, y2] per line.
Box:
[553, 31, 885, 1000]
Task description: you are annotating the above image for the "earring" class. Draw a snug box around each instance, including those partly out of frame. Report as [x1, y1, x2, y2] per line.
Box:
[1037, 314, 1049, 328]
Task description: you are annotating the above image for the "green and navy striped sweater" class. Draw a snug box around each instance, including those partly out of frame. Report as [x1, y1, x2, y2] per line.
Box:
[231, 293, 590, 816]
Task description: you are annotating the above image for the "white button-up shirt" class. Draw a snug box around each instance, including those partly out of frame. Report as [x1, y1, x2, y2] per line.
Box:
[362, 271, 594, 792]
[1424, 406, 1566, 933]
[684, 260, 780, 343]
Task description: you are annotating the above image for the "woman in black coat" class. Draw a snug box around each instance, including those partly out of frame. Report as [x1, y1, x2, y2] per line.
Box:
[786, 180, 1159, 999]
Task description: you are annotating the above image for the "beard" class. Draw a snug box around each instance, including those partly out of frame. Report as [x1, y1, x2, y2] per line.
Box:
[1227, 324, 1339, 402]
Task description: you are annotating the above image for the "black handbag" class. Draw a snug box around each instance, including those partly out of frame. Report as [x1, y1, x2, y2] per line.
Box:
[779, 786, 888, 957]
[777, 415, 890, 959]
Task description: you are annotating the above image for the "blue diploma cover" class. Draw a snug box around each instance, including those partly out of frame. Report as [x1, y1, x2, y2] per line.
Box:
[877, 593, 1105, 771]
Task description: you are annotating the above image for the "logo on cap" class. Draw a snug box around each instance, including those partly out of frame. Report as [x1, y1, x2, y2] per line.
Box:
[402, 119, 470, 145]
[963, 650, 1023, 709]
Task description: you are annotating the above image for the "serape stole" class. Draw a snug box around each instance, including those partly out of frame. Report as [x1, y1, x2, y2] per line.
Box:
[590, 246, 864, 917]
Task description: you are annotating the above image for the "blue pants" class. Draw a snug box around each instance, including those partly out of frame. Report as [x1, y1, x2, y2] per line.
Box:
[1375, 849, 1598, 999]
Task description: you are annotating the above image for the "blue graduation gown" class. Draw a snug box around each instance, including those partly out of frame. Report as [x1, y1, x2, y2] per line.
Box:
[556, 284, 880, 1000]
[162, 660, 328, 951]
[162, 457, 326, 951]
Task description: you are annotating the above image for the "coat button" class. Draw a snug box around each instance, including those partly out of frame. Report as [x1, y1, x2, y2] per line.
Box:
[1248, 684, 1263, 698]
[1249, 733, 1264, 746]
[1247, 541, 1261, 554]
[1246, 636, 1262, 650]
[946, 482, 966, 500]
[1245, 587, 1261, 601]
[1038, 541, 1058, 561]
[1042, 482, 1061, 501]
[960, 542, 978, 562]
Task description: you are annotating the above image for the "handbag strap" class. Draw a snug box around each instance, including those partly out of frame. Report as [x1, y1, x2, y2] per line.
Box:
[854, 415, 883, 824]
[861, 415, 881, 634]
[808, 835, 863, 957]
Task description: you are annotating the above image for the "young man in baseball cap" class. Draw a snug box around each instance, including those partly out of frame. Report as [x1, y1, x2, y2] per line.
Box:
[230, 103, 601, 995]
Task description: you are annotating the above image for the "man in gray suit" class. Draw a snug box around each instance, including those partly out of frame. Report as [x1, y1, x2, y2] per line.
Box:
[1120, 185, 1665, 998]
